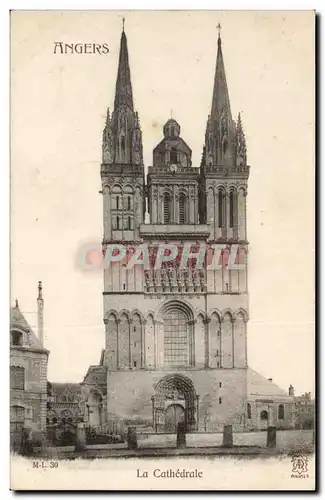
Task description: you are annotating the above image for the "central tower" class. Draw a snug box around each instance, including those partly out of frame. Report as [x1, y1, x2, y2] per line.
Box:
[101, 26, 250, 433]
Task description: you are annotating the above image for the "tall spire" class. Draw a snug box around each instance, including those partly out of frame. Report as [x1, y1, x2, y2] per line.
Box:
[211, 27, 232, 122]
[203, 27, 236, 168]
[102, 24, 143, 166]
[114, 26, 134, 111]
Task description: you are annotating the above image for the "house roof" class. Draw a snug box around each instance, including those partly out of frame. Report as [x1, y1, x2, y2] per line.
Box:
[82, 365, 107, 394]
[50, 383, 82, 396]
[10, 304, 48, 353]
[247, 368, 293, 401]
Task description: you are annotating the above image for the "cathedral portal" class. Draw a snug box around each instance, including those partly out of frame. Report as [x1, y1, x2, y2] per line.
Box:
[152, 374, 198, 433]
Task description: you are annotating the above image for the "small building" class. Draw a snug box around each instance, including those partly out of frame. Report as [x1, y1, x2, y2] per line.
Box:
[80, 359, 107, 430]
[10, 282, 49, 450]
[246, 369, 295, 430]
[294, 392, 315, 429]
[47, 382, 82, 426]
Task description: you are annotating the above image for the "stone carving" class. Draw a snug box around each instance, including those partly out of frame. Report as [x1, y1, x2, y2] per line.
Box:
[102, 110, 114, 164]
[220, 109, 228, 139]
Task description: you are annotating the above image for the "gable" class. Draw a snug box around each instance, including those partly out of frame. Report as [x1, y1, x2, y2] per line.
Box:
[247, 368, 293, 400]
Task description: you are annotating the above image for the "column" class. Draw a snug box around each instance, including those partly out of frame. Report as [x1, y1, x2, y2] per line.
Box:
[234, 190, 239, 240]
[159, 193, 163, 224]
[135, 187, 142, 240]
[196, 395, 199, 431]
[231, 317, 235, 368]
[244, 191, 247, 241]
[128, 319, 132, 369]
[156, 321, 164, 368]
[188, 320, 196, 366]
[226, 192, 230, 239]
[222, 192, 227, 239]
[103, 186, 111, 240]
[154, 321, 157, 369]
[173, 185, 178, 223]
[207, 188, 214, 226]
[203, 318, 211, 368]
[214, 190, 219, 240]
[116, 319, 120, 369]
[189, 187, 195, 224]
[152, 195, 157, 223]
[238, 189, 246, 241]
[141, 320, 146, 369]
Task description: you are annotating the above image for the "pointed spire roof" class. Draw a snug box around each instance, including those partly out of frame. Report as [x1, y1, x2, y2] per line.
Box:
[114, 27, 134, 111]
[10, 301, 48, 353]
[211, 31, 232, 122]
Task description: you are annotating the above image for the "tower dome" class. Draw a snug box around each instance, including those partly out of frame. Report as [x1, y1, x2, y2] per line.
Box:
[163, 119, 180, 138]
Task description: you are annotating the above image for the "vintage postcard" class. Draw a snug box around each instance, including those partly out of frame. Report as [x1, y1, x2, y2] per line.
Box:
[10, 10, 315, 490]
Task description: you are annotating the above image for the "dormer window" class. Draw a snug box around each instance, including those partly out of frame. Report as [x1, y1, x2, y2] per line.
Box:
[11, 330, 23, 346]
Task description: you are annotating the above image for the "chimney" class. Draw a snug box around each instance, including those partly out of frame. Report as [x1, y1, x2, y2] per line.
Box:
[268, 378, 273, 383]
[289, 384, 295, 396]
[37, 281, 44, 346]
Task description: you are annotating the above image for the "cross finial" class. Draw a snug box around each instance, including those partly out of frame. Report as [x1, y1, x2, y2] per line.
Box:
[217, 22, 222, 39]
[122, 17, 125, 32]
[15, 298, 19, 308]
[170, 109, 173, 119]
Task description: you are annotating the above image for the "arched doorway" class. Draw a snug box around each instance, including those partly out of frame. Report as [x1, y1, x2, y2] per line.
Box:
[260, 410, 268, 430]
[165, 404, 185, 432]
[87, 391, 103, 428]
[152, 374, 198, 433]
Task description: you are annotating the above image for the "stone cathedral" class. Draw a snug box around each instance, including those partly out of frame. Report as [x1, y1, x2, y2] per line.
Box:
[88, 25, 294, 433]
[9, 26, 296, 442]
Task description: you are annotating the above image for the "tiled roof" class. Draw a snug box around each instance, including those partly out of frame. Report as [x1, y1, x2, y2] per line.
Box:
[82, 365, 107, 394]
[247, 368, 293, 400]
[10, 305, 47, 352]
[50, 383, 82, 396]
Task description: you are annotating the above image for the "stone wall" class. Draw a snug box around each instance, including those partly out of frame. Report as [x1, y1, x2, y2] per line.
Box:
[10, 347, 48, 432]
[105, 368, 247, 432]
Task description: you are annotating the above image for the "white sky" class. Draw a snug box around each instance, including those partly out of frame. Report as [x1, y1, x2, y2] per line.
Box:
[10, 10, 315, 395]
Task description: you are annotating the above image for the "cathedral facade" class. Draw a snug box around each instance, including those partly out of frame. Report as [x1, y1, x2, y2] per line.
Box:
[100, 26, 250, 433]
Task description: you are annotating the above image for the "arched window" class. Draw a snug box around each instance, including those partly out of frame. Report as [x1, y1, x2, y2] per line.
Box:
[229, 191, 235, 228]
[260, 410, 268, 421]
[223, 139, 228, 155]
[116, 196, 120, 210]
[116, 216, 120, 230]
[127, 216, 132, 230]
[179, 194, 186, 224]
[247, 403, 252, 419]
[170, 147, 177, 164]
[218, 190, 224, 228]
[127, 196, 132, 210]
[121, 136, 125, 153]
[163, 308, 191, 368]
[278, 404, 285, 420]
[11, 330, 23, 346]
[10, 366, 25, 390]
[163, 193, 171, 224]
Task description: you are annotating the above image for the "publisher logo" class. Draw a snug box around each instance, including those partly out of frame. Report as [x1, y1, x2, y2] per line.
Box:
[291, 454, 309, 479]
